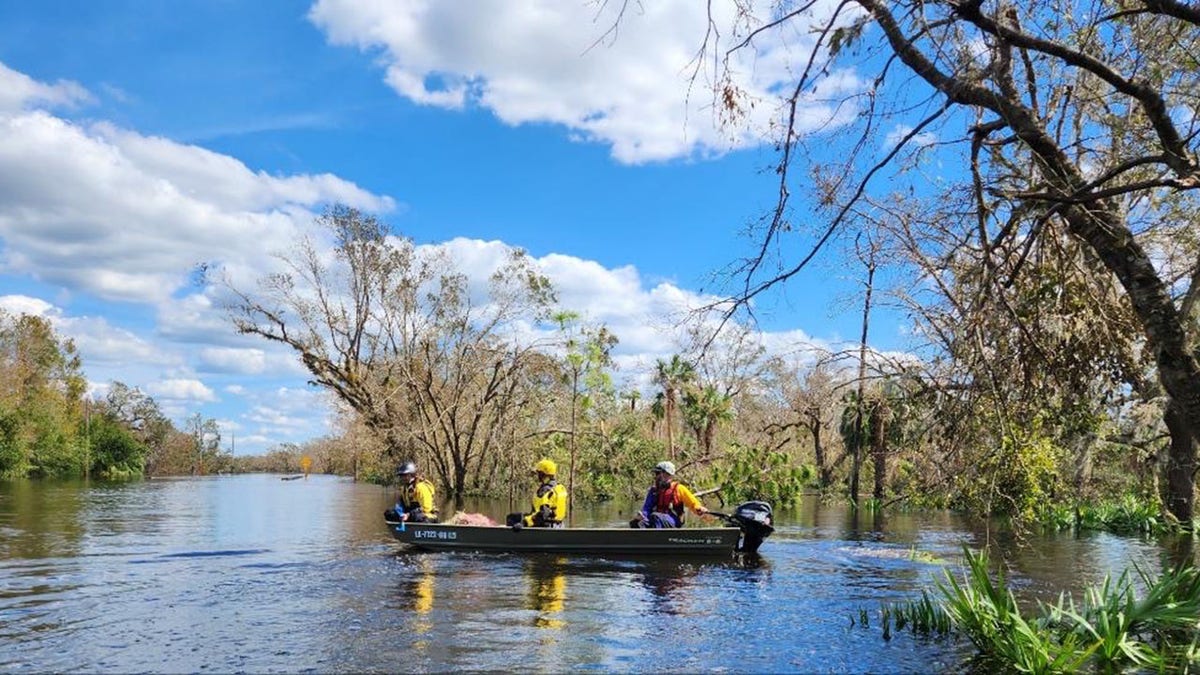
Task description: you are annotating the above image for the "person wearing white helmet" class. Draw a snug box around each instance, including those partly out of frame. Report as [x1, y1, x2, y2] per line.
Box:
[630, 460, 709, 528]
[506, 458, 569, 529]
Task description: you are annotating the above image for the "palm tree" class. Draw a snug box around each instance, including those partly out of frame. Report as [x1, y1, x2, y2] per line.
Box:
[623, 389, 641, 412]
[650, 392, 665, 436]
[683, 384, 734, 456]
[654, 355, 696, 460]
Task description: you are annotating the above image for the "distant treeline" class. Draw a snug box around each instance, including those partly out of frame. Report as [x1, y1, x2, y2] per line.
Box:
[0, 309, 399, 483]
[0, 311, 233, 479]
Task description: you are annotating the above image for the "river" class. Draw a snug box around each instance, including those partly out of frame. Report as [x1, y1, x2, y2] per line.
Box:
[0, 474, 1191, 673]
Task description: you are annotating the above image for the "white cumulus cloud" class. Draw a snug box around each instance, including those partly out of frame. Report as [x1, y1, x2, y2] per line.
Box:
[0, 64, 396, 307]
[147, 378, 218, 403]
[308, 0, 850, 163]
[199, 347, 268, 375]
[0, 62, 91, 112]
[0, 294, 56, 317]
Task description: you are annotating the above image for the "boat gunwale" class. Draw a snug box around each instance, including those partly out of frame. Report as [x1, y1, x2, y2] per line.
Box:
[385, 522, 743, 534]
[384, 520, 746, 554]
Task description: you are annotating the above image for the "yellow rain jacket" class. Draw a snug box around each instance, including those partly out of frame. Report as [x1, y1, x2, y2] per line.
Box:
[399, 478, 438, 519]
[523, 481, 568, 527]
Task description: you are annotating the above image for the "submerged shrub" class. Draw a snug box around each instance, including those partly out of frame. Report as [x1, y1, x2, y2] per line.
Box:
[955, 427, 1061, 523]
[1038, 495, 1173, 536]
[875, 546, 1200, 673]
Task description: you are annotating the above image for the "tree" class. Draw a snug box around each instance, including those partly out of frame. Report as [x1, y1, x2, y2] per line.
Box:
[105, 381, 173, 474]
[0, 311, 86, 478]
[887, 198, 1156, 507]
[219, 205, 557, 501]
[850, 233, 878, 506]
[654, 355, 696, 459]
[798, 361, 839, 488]
[623, 389, 641, 412]
[553, 311, 618, 519]
[185, 413, 225, 476]
[86, 414, 147, 479]
[704, 0, 1200, 523]
[683, 384, 734, 457]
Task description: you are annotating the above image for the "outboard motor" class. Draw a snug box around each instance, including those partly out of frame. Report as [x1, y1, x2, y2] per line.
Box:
[731, 501, 774, 554]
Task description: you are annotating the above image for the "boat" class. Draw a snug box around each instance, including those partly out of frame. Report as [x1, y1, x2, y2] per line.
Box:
[384, 501, 774, 555]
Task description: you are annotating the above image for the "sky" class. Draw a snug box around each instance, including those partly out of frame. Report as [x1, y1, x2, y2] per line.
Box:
[0, 0, 911, 455]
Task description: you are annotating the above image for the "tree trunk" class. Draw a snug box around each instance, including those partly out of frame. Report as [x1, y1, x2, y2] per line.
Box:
[1162, 401, 1197, 527]
[453, 460, 467, 509]
[665, 389, 676, 460]
[871, 401, 887, 501]
[850, 409, 862, 505]
[1072, 433, 1095, 506]
[809, 407, 829, 487]
[861, 0, 1200, 523]
[851, 242, 876, 507]
[806, 403, 825, 482]
[568, 376, 578, 528]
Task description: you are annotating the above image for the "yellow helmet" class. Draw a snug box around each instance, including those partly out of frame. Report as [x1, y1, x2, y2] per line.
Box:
[534, 458, 557, 476]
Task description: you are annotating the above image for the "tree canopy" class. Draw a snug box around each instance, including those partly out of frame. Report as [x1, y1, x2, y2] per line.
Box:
[703, 0, 1200, 523]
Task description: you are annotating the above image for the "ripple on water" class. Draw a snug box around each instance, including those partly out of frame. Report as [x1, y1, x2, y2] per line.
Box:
[7, 478, 1183, 673]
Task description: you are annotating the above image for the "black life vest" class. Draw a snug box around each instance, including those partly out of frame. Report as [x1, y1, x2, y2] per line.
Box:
[531, 480, 563, 526]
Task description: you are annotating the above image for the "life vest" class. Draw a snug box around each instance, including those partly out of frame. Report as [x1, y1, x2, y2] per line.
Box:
[399, 478, 438, 516]
[530, 480, 566, 526]
[651, 480, 685, 525]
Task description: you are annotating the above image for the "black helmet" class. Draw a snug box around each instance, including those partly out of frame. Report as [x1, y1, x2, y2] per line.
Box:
[395, 461, 417, 476]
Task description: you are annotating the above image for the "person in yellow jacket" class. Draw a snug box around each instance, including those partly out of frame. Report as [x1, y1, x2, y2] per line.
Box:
[391, 461, 438, 523]
[506, 458, 568, 529]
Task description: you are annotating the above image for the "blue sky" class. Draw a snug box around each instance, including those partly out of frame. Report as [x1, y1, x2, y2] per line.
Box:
[0, 1, 910, 454]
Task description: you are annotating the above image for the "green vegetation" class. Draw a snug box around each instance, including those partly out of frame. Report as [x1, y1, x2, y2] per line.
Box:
[875, 547, 1200, 673]
[0, 312, 86, 478]
[711, 444, 815, 508]
[697, 0, 1200, 526]
[3, 207, 1198, 536]
[1039, 496, 1174, 536]
[0, 311, 232, 480]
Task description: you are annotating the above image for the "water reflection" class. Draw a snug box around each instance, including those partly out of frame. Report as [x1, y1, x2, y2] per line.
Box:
[388, 553, 439, 654]
[524, 556, 567, 630]
[4, 478, 1196, 674]
[639, 560, 702, 611]
[411, 556, 435, 630]
[0, 479, 87, 560]
[1162, 535, 1197, 570]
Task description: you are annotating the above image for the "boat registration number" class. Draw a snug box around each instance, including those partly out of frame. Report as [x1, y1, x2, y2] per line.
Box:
[414, 529, 457, 540]
[667, 537, 723, 545]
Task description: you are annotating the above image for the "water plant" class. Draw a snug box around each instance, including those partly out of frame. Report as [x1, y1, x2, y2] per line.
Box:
[875, 546, 1200, 673]
[1039, 495, 1168, 535]
[906, 546, 945, 565]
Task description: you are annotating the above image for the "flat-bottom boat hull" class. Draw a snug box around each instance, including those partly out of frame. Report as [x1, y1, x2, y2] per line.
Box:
[386, 521, 744, 554]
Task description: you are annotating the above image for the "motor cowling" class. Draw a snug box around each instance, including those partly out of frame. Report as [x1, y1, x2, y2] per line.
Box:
[731, 501, 774, 554]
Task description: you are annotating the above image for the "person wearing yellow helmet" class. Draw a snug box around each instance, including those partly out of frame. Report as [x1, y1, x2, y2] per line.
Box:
[506, 458, 568, 529]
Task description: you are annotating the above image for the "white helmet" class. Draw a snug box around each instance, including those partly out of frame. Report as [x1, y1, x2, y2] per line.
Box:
[654, 461, 676, 475]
